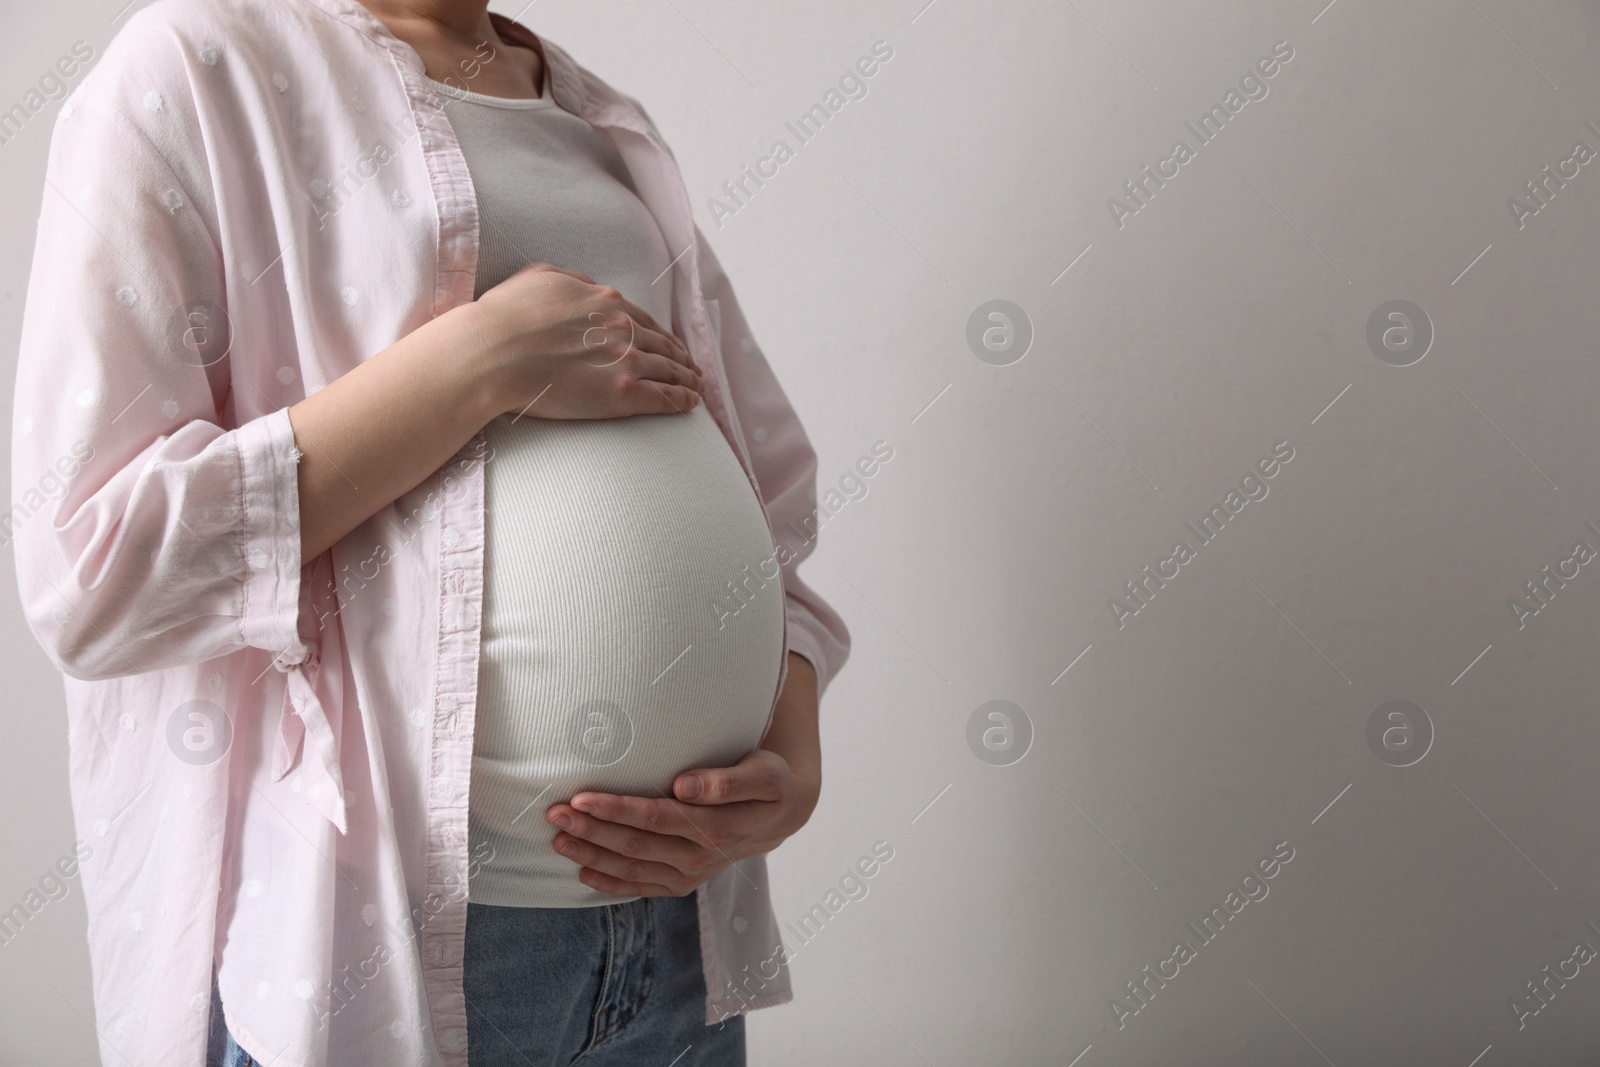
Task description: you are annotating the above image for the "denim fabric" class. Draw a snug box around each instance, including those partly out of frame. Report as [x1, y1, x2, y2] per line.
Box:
[217, 1030, 254, 1067]
[206, 892, 744, 1067]
[464, 893, 745, 1067]
[205, 968, 254, 1067]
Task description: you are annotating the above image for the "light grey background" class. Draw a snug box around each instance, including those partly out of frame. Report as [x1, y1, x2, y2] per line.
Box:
[4, 0, 1600, 1064]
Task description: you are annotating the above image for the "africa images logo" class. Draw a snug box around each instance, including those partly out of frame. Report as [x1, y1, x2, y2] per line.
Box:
[1106, 441, 1296, 630]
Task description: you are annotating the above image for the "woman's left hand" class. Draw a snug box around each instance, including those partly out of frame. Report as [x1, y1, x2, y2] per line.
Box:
[543, 746, 822, 897]
[545, 654, 823, 898]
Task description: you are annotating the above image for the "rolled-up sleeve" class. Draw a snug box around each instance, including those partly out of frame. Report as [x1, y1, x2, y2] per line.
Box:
[9, 84, 305, 681]
[692, 226, 852, 700]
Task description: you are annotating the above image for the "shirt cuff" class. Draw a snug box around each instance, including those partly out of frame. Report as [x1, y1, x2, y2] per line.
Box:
[235, 406, 306, 659]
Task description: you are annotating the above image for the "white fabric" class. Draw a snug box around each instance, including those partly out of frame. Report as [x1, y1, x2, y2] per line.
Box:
[10, 3, 852, 1060]
[439, 73, 787, 908]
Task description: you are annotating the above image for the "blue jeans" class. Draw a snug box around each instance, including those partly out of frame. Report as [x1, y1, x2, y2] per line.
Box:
[208, 892, 744, 1066]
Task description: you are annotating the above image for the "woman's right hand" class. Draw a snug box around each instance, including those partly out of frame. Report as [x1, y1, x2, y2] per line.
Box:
[462, 262, 703, 420]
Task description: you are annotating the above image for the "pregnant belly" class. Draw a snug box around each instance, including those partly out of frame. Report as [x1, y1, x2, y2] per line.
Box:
[468, 402, 786, 906]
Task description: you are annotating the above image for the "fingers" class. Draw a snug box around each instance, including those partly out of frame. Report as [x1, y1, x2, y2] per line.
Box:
[555, 835, 691, 897]
[580, 308, 694, 376]
[633, 348, 702, 391]
[515, 268, 683, 361]
[522, 269, 693, 370]
[546, 801, 730, 897]
[600, 348, 702, 416]
[606, 290, 688, 364]
[558, 792, 730, 846]
[605, 320, 696, 376]
[587, 285, 694, 371]
[552, 806, 709, 872]
[673, 751, 788, 806]
[517, 261, 598, 286]
[630, 379, 699, 416]
[573, 863, 680, 899]
[634, 323, 695, 370]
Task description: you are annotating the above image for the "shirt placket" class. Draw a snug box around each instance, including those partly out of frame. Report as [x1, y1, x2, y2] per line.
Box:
[417, 434, 488, 1065]
[382, 29, 490, 1064]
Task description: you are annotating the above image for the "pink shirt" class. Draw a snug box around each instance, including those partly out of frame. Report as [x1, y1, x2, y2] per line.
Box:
[8, 1, 850, 1064]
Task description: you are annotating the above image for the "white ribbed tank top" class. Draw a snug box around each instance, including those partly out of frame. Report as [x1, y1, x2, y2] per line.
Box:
[439, 71, 786, 907]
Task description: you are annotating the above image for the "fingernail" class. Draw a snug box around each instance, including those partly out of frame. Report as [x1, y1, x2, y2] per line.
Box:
[571, 799, 594, 814]
[679, 775, 702, 799]
[553, 813, 572, 829]
[557, 839, 577, 856]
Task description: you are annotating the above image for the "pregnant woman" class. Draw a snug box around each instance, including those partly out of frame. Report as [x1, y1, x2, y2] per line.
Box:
[9, 0, 850, 1065]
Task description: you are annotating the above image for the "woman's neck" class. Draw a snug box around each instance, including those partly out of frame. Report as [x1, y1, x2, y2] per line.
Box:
[357, 0, 545, 100]
[358, 0, 493, 40]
